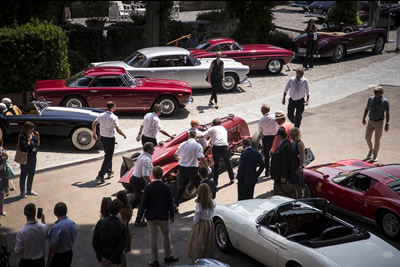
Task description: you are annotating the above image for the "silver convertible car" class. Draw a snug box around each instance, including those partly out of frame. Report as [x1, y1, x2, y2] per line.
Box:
[91, 47, 250, 92]
[214, 196, 400, 267]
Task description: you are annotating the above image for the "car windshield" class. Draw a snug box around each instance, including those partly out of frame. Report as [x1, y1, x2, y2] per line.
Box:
[332, 172, 355, 184]
[123, 51, 147, 67]
[189, 54, 201, 66]
[65, 72, 94, 87]
[122, 72, 138, 87]
[195, 41, 211, 50]
[33, 101, 48, 115]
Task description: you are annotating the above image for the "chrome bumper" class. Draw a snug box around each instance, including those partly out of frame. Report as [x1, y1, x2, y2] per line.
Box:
[295, 52, 321, 58]
[240, 77, 252, 87]
[183, 97, 194, 105]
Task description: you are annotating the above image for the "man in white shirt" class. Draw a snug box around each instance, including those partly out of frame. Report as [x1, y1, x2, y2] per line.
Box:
[282, 67, 310, 128]
[198, 118, 235, 186]
[137, 104, 173, 146]
[129, 142, 155, 226]
[15, 203, 47, 267]
[258, 104, 278, 177]
[174, 131, 208, 211]
[92, 101, 127, 184]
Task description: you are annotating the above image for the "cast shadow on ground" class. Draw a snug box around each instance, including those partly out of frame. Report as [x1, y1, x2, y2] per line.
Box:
[71, 180, 111, 189]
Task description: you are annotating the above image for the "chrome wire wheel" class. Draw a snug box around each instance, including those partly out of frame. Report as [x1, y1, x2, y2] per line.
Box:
[215, 222, 228, 249]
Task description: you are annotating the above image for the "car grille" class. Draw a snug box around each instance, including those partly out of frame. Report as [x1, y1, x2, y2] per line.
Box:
[313, 9, 323, 14]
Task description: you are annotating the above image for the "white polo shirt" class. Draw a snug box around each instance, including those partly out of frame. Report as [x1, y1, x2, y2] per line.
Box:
[188, 127, 208, 148]
[284, 76, 310, 101]
[95, 111, 119, 138]
[142, 112, 163, 138]
[133, 152, 153, 178]
[175, 138, 204, 167]
[15, 221, 48, 260]
[202, 125, 228, 146]
[258, 113, 278, 136]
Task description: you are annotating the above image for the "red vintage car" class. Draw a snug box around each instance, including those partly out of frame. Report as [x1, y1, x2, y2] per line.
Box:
[33, 67, 193, 117]
[119, 114, 250, 199]
[292, 26, 387, 62]
[303, 159, 400, 240]
[190, 38, 295, 75]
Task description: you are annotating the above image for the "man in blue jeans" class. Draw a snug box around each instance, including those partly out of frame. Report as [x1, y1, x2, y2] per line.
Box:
[92, 101, 127, 184]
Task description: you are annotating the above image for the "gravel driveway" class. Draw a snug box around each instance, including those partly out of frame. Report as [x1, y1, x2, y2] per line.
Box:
[117, 4, 398, 129]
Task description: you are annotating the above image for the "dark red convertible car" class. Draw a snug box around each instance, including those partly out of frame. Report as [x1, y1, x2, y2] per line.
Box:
[303, 159, 400, 240]
[190, 38, 295, 75]
[292, 26, 387, 62]
[119, 114, 250, 199]
[34, 67, 193, 117]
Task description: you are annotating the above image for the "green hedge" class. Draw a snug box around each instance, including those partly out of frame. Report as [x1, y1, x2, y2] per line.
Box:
[107, 22, 145, 48]
[64, 23, 108, 70]
[0, 19, 70, 94]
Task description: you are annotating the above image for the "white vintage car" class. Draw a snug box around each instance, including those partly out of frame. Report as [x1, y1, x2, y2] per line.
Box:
[214, 196, 400, 267]
[91, 47, 250, 92]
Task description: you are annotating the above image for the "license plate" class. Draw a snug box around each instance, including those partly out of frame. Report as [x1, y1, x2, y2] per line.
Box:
[298, 47, 307, 53]
[313, 9, 323, 14]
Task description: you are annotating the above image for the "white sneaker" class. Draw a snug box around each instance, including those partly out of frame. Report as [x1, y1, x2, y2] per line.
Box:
[27, 191, 38, 196]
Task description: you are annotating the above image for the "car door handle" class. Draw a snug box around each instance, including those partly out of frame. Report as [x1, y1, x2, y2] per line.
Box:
[349, 38, 353, 41]
[222, 55, 227, 57]
[150, 70, 155, 72]
[90, 90, 98, 93]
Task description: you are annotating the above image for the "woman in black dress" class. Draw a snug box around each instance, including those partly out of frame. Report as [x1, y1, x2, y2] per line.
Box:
[303, 19, 317, 70]
[207, 51, 224, 109]
[18, 121, 40, 198]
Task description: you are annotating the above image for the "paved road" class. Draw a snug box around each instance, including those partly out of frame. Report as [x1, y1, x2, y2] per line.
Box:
[3, 85, 400, 267]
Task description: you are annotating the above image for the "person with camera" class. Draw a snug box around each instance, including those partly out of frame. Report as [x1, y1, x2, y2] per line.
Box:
[15, 203, 47, 267]
[18, 122, 40, 198]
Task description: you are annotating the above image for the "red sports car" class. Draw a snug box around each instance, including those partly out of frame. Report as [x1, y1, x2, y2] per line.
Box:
[190, 38, 295, 75]
[34, 67, 193, 117]
[119, 114, 250, 199]
[303, 159, 400, 240]
[292, 26, 387, 62]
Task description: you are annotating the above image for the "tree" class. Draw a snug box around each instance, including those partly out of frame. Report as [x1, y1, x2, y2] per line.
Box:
[326, 1, 362, 28]
[226, 1, 276, 44]
[368, 1, 382, 28]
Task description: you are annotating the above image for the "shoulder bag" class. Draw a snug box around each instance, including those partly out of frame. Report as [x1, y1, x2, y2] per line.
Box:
[303, 147, 315, 167]
[14, 135, 28, 165]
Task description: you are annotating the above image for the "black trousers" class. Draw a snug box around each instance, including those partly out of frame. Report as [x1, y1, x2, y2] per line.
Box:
[288, 98, 305, 128]
[174, 166, 198, 206]
[262, 135, 274, 175]
[237, 183, 256, 201]
[212, 146, 234, 186]
[19, 257, 45, 267]
[51, 250, 72, 267]
[98, 136, 115, 178]
[210, 77, 221, 103]
[20, 153, 37, 194]
[303, 39, 315, 68]
[129, 176, 146, 222]
[142, 135, 157, 147]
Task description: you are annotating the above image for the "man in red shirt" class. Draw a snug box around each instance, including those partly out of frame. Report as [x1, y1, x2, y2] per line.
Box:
[271, 111, 293, 154]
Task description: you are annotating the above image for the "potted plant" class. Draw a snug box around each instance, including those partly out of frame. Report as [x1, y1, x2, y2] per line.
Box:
[82, 1, 111, 28]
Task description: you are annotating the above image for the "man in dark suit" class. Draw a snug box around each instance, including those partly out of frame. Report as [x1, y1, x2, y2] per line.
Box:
[139, 166, 179, 267]
[237, 138, 265, 200]
[271, 128, 294, 197]
[92, 199, 126, 266]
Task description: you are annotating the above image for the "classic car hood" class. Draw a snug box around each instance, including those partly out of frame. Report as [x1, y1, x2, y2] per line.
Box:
[226, 196, 293, 221]
[242, 44, 294, 55]
[137, 78, 191, 92]
[35, 79, 67, 90]
[309, 160, 373, 179]
[42, 106, 101, 118]
[316, 234, 399, 267]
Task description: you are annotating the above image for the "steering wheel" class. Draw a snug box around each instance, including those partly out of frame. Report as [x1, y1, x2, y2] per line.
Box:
[198, 124, 208, 131]
[342, 26, 353, 33]
[269, 215, 289, 236]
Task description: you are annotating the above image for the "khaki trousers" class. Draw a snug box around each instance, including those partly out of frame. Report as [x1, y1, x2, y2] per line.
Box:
[365, 120, 384, 157]
[147, 220, 172, 262]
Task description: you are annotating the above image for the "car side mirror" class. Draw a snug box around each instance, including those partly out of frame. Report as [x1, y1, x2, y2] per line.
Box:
[255, 224, 261, 231]
[323, 174, 329, 179]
